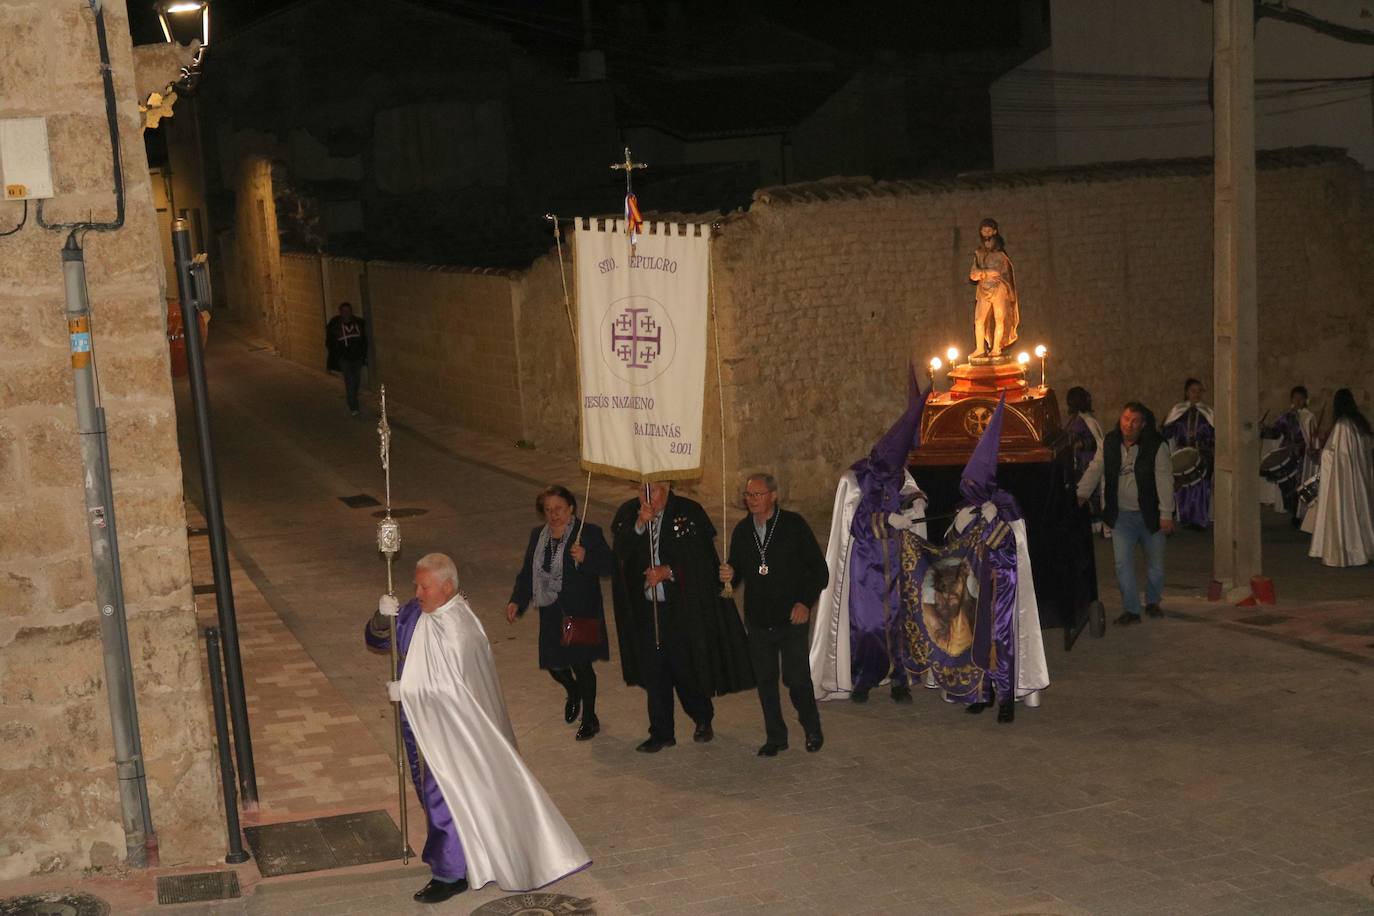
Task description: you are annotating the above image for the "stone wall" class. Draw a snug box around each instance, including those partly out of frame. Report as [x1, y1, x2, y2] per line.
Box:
[279, 254, 325, 370]
[708, 150, 1373, 518]
[367, 263, 526, 441]
[231, 149, 1373, 526]
[505, 150, 1373, 521]
[0, 0, 220, 878]
[220, 154, 282, 346]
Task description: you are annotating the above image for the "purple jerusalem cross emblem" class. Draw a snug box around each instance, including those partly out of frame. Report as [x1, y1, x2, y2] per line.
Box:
[611, 306, 662, 369]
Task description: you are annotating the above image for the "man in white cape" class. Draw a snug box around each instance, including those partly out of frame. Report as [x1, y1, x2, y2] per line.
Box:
[378, 553, 589, 902]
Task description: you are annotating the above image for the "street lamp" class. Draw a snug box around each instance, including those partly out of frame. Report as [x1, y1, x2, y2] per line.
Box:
[1034, 344, 1048, 388]
[157, 0, 210, 45]
[157, 1, 210, 88]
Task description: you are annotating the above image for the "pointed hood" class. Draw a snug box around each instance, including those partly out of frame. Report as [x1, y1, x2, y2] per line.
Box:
[855, 365, 927, 479]
[959, 393, 1005, 503]
[850, 365, 929, 515]
[958, 393, 1021, 519]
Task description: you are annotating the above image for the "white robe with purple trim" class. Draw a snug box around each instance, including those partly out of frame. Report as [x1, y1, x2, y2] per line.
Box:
[401, 593, 590, 891]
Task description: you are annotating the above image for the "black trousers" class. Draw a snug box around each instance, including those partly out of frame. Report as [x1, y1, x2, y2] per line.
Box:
[634, 615, 713, 740]
[340, 357, 363, 411]
[548, 663, 596, 723]
[748, 623, 821, 745]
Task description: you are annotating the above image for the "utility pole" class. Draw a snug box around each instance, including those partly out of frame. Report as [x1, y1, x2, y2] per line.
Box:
[173, 218, 258, 806]
[1212, 0, 1261, 594]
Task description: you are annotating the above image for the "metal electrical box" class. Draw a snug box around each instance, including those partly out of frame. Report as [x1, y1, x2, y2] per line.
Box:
[0, 117, 55, 200]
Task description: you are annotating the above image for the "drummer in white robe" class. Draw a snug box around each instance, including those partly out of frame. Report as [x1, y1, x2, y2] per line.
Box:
[384, 553, 590, 901]
[1302, 389, 1374, 567]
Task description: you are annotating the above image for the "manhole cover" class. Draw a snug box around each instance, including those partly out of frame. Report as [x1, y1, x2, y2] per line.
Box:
[371, 507, 428, 519]
[470, 894, 596, 915]
[156, 871, 240, 905]
[338, 494, 382, 509]
[1237, 614, 1291, 627]
[1327, 620, 1374, 636]
[0, 894, 110, 916]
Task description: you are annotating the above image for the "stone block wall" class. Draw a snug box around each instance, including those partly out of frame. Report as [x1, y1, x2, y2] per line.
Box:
[221, 154, 282, 347]
[280, 253, 325, 370]
[229, 150, 1371, 528]
[505, 150, 1372, 522]
[706, 151, 1372, 519]
[367, 263, 525, 441]
[0, 0, 221, 878]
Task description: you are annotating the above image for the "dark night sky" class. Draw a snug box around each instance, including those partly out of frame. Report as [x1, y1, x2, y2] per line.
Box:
[129, 0, 1028, 55]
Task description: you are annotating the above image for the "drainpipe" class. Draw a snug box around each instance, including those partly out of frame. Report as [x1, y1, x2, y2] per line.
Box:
[62, 236, 154, 867]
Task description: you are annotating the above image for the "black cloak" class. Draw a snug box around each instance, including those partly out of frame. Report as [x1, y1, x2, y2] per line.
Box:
[609, 492, 754, 696]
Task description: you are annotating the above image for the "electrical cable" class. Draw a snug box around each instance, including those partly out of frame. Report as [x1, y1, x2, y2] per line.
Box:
[37, 0, 125, 239]
[0, 200, 27, 237]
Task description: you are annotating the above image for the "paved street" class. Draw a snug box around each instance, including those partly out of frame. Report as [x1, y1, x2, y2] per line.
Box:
[11, 328, 1374, 916]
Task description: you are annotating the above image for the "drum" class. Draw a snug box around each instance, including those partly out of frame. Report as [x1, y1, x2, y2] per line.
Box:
[1297, 472, 1320, 505]
[1259, 445, 1301, 485]
[1172, 446, 1206, 488]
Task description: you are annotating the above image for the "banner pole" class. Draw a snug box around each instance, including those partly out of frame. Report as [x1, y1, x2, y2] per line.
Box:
[374, 386, 408, 865]
[709, 234, 733, 598]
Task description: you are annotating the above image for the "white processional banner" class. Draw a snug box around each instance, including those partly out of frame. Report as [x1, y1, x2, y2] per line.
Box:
[575, 220, 709, 481]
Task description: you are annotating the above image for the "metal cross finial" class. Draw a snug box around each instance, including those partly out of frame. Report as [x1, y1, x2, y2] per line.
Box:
[377, 391, 391, 473]
[375, 385, 399, 559]
[610, 146, 647, 196]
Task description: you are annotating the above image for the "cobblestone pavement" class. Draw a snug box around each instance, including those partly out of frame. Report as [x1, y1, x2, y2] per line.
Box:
[7, 331, 1374, 916]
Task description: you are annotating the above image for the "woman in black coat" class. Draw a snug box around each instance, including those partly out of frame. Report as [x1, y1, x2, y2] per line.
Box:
[506, 485, 613, 740]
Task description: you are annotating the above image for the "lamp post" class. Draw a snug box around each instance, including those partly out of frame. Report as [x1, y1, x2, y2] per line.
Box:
[1034, 344, 1048, 389]
[156, 1, 210, 88]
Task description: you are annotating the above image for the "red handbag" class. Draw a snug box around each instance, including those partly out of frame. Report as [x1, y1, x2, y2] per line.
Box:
[560, 615, 602, 647]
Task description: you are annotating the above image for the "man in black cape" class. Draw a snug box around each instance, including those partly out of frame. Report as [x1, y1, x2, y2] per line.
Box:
[610, 482, 754, 753]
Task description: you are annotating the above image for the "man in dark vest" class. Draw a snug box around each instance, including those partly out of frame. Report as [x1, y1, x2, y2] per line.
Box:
[1075, 401, 1175, 625]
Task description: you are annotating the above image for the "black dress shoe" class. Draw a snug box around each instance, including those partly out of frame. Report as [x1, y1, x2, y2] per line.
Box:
[804, 733, 824, 753]
[965, 698, 992, 714]
[564, 695, 580, 724]
[693, 723, 714, 743]
[757, 742, 788, 757]
[890, 684, 913, 704]
[635, 736, 676, 753]
[1144, 603, 1163, 618]
[414, 878, 468, 903]
[1115, 611, 1141, 626]
[996, 700, 1015, 724]
[575, 718, 600, 741]
[850, 686, 870, 704]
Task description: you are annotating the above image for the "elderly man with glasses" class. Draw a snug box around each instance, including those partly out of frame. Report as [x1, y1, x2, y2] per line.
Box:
[720, 474, 829, 756]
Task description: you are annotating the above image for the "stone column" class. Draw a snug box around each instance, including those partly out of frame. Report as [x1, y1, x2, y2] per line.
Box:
[1212, 0, 1261, 592]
